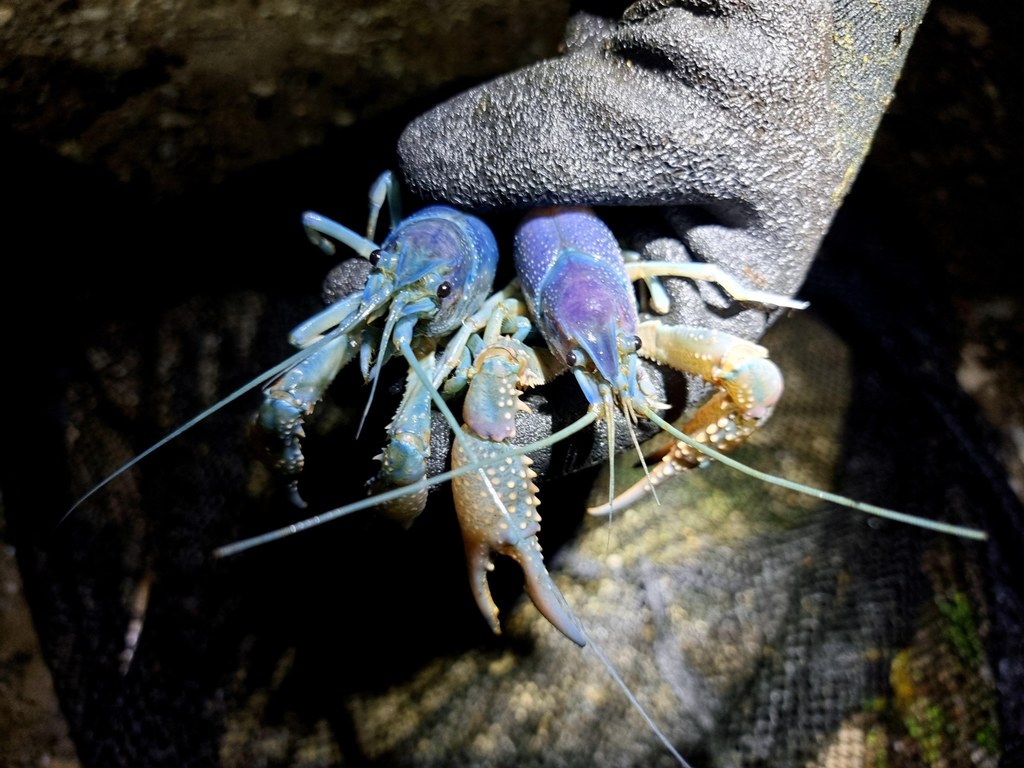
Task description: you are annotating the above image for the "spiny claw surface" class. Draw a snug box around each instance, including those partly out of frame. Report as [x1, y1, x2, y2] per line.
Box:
[451, 427, 585, 647]
[461, 340, 535, 442]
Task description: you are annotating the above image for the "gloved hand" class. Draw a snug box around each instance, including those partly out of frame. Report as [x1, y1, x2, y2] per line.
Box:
[398, 0, 928, 341]
[399, 0, 835, 343]
[397, 0, 930, 477]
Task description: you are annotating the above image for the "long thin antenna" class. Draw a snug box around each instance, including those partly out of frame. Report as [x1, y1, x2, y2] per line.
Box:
[640, 406, 987, 541]
[584, 632, 693, 768]
[215, 411, 600, 556]
[60, 333, 339, 526]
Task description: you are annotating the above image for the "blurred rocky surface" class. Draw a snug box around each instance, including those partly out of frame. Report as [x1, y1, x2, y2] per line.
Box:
[0, 0, 568, 196]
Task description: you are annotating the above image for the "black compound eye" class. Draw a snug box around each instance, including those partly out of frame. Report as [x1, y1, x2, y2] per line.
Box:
[436, 281, 452, 299]
[566, 350, 578, 367]
[633, 335, 643, 351]
[369, 249, 382, 266]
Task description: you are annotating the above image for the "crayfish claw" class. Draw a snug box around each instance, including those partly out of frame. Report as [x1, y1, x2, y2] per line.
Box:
[514, 538, 586, 647]
[462, 513, 585, 647]
[286, 481, 308, 509]
[452, 427, 585, 647]
[369, 431, 430, 528]
[465, 546, 503, 636]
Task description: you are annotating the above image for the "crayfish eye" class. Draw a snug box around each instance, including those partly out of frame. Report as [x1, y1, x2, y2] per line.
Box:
[436, 281, 452, 299]
[633, 335, 643, 351]
[369, 249, 382, 266]
[566, 350, 578, 367]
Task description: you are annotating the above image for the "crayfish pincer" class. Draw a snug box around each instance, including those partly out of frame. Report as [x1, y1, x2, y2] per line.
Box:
[445, 297, 587, 646]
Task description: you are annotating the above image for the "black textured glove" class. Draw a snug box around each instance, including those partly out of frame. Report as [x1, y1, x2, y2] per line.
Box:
[399, 0, 926, 339]
[397, 0, 929, 477]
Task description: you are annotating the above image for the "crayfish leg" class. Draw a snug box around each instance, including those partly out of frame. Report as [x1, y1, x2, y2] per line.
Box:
[254, 332, 359, 506]
[590, 322, 783, 515]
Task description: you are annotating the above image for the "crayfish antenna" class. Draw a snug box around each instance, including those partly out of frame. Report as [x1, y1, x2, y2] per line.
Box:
[59, 334, 340, 529]
[588, 398, 661, 517]
[215, 411, 602, 556]
[583, 633, 694, 768]
[301, 211, 378, 258]
[638, 405, 988, 541]
[625, 398, 660, 507]
[603, 387, 617, 521]
[356, 304, 404, 439]
[596, 389, 661, 525]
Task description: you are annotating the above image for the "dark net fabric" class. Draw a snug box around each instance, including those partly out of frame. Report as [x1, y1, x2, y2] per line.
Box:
[2, 141, 1020, 768]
